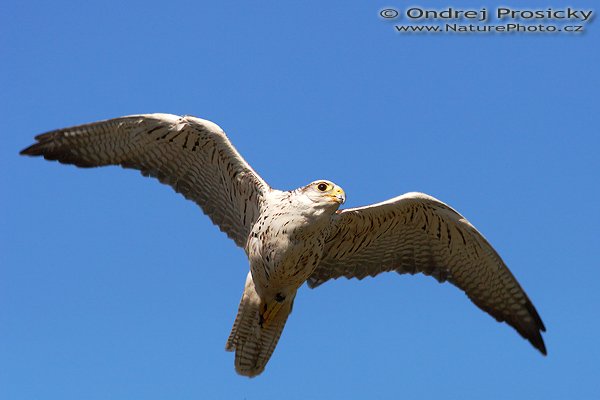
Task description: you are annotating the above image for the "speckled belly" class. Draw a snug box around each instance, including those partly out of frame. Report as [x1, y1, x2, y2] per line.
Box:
[247, 234, 325, 294]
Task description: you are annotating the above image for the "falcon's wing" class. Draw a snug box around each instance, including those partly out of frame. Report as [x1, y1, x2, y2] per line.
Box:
[309, 192, 546, 354]
[21, 114, 270, 248]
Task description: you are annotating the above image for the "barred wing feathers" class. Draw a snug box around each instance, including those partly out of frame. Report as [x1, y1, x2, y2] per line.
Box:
[20, 114, 270, 248]
[309, 192, 546, 354]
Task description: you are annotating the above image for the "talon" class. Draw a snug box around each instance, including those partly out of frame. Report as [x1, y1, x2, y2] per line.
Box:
[261, 301, 284, 327]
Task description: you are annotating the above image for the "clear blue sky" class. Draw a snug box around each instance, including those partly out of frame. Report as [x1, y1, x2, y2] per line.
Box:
[2, 1, 599, 399]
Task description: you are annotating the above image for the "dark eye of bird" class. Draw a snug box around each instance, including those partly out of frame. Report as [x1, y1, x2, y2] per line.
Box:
[317, 183, 328, 191]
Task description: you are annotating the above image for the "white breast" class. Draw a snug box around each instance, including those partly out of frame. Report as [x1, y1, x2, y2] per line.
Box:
[246, 190, 332, 295]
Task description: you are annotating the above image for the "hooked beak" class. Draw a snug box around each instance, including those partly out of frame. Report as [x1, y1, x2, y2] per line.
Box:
[333, 187, 346, 204]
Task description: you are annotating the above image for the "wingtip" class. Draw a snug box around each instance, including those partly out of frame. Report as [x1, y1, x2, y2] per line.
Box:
[20, 143, 42, 156]
[21, 129, 66, 157]
[534, 337, 547, 356]
[525, 327, 547, 356]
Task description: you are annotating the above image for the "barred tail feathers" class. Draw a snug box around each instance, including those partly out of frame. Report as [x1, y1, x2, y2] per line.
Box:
[226, 273, 292, 377]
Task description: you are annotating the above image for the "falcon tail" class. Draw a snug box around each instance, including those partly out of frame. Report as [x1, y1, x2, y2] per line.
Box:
[225, 273, 293, 377]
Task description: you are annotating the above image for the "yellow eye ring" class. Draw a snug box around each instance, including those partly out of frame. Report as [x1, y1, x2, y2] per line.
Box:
[317, 183, 328, 192]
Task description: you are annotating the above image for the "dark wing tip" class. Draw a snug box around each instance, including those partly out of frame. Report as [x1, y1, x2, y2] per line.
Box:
[20, 130, 58, 156]
[20, 142, 44, 156]
[537, 339, 548, 356]
[20, 138, 60, 161]
[528, 330, 547, 356]
[508, 298, 547, 356]
[20, 133, 98, 168]
[522, 297, 547, 355]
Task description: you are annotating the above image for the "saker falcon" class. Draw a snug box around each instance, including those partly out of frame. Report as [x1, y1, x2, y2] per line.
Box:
[21, 113, 546, 377]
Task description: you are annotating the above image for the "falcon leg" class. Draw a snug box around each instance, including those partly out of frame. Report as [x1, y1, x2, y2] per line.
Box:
[260, 299, 285, 328]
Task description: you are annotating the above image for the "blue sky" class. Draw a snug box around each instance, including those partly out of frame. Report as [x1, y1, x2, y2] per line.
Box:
[2, 1, 599, 399]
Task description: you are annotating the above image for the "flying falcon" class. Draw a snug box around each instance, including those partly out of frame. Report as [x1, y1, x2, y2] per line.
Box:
[21, 113, 546, 377]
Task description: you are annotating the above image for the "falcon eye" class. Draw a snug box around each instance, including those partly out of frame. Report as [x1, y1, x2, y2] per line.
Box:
[317, 183, 328, 192]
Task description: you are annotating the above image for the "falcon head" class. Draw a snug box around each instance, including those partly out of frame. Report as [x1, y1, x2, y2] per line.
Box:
[301, 180, 346, 210]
